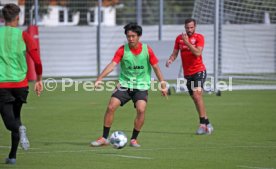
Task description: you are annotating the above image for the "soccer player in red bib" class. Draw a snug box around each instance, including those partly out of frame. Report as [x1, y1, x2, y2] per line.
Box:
[0, 4, 43, 164]
[91, 23, 167, 147]
[166, 18, 214, 135]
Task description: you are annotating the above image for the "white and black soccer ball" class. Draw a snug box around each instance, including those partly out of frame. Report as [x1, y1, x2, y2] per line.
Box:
[109, 131, 128, 149]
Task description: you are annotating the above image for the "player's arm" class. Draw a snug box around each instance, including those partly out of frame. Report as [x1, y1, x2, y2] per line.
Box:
[95, 61, 117, 87]
[166, 36, 180, 67]
[166, 49, 179, 67]
[95, 46, 123, 87]
[23, 32, 43, 96]
[152, 64, 168, 97]
[182, 33, 203, 56]
[147, 45, 168, 97]
[35, 74, 43, 96]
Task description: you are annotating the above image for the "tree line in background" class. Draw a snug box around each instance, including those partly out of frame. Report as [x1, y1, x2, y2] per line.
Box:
[23, 0, 194, 25]
[22, 0, 276, 25]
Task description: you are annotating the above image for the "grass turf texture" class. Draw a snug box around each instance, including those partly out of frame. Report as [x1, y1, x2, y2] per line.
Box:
[0, 84, 276, 169]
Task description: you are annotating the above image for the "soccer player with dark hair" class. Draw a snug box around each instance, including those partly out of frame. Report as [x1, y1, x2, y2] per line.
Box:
[91, 22, 167, 147]
[0, 3, 43, 164]
[166, 18, 214, 135]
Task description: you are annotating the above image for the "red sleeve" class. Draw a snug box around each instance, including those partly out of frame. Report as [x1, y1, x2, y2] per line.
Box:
[147, 45, 158, 65]
[112, 45, 124, 63]
[23, 31, 42, 75]
[23, 31, 38, 51]
[197, 34, 204, 47]
[174, 35, 181, 50]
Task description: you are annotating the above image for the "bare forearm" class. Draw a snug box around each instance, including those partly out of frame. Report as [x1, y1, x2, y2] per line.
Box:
[153, 64, 166, 89]
[168, 49, 179, 62]
[153, 66, 164, 82]
[168, 55, 176, 62]
[148, 62, 168, 97]
[152, 64, 167, 97]
[96, 62, 116, 81]
[186, 43, 201, 56]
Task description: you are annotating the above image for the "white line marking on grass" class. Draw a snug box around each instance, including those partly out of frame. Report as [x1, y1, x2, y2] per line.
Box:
[237, 165, 274, 169]
[0, 146, 11, 149]
[17, 149, 98, 155]
[123, 145, 276, 152]
[0, 146, 40, 150]
[15, 144, 276, 155]
[18, 149, 153, 159]
[108, 154, 153, 160]
[23, 107, 35, 109]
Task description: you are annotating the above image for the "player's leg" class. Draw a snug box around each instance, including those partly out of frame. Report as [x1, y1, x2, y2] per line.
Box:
[187, 71, 213, 134]
[13, 87, 30, 150]
[191, 89, 208, 134]
[191, 89, 206, 119]
[130, 90, 148, 147]
[90, 97, 121, 147]
[0, 102, 19, 164]
[195, 71, 213, 134]
[191, 89, 213, 134]
[0, 89, 19, 164]
[133, 100, 147, 131]
[102, 97, 121, 136]
[103, 87, 132, 137]
[91, 87, 130, 147]
[186, 75, 205, 116]
[13, 101, 30, 150]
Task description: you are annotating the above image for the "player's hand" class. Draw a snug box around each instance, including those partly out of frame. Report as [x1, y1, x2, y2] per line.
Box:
[160, 81, 168, 99]
[166, 59, 173, 68]
[182, 33, 189, 45]
[34, 80, 43, 96]
[161, 88, 169, 100]
[161, 89, 168, 97]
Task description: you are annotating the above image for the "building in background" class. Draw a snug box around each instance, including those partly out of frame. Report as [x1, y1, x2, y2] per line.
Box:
[0, 0, 25, 26]
[87, 0, 121, 26]
[32, 0, 80, 26]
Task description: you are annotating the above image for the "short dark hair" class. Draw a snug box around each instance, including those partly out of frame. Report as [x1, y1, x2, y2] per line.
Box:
[124, 22, 142, 36]
[2, 3, 20, 22]
[185, 18, 196, 26]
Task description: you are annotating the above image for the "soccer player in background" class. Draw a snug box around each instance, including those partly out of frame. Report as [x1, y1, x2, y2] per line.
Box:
[0, 4, 43, 164]
[91, 23, 167, 147]
[166, 18, 214, 135]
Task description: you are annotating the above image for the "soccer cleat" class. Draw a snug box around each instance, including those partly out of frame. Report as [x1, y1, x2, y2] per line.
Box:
[5, 158, 16, 165]
[129, 139, 141, 147]
[196, 124, 207, 135]
[19, 125, 30, 151]
[90, 137, 109, 147]
[206, 123, 214, 135]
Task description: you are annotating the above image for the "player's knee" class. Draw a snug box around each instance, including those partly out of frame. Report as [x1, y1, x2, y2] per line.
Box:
[192, 91, 202, 101]
[107, 104, 117, 113]
[136, 108, 145, 116]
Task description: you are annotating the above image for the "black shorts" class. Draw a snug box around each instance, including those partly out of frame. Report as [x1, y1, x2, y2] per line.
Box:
[0, 87, 29, 103]
[111, 87, 148, 107]
[185, 70, 206, 95]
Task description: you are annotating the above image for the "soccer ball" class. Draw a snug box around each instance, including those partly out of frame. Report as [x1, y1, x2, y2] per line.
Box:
[109, 131, 128, 149]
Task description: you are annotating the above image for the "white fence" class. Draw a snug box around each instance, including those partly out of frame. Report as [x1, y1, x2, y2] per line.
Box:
[37, 25, 276, 80]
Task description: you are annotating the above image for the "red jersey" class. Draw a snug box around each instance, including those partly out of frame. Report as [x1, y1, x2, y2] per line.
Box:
[112, 42, 158, 65]
[174, 33, 206, 76]
[0, 31, 42, 88]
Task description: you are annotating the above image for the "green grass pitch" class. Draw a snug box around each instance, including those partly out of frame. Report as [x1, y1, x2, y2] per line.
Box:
[1, 84, 276, 169]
